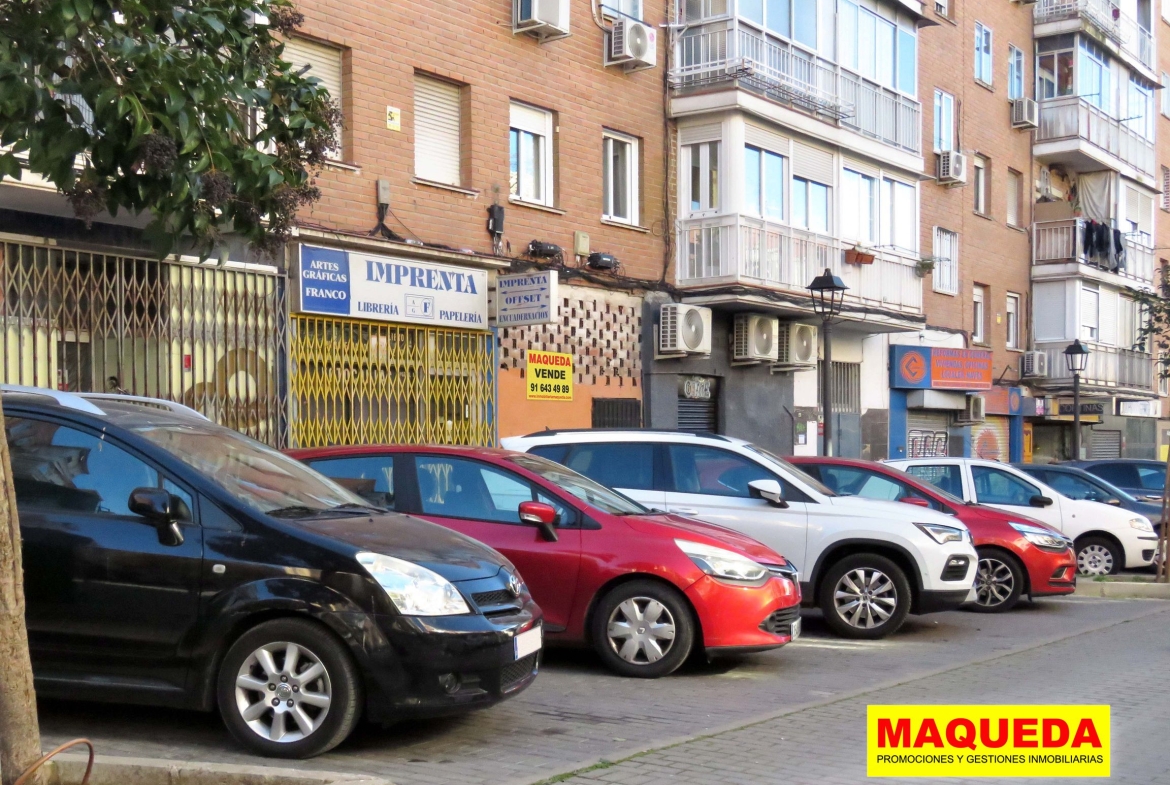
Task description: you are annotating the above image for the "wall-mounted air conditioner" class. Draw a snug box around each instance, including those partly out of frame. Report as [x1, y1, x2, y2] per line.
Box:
[732, 313, 779, 362]
[1011, 98, 1039, 129]
[605, 18, 657, 71]
[659, 303, 712, 356]
[938, 151, 968, 185]
[959, 394, 986, 423]
[773, 322, 818, 368]
[1021, 350, 1049, 378]
[513, 0, 570, 42]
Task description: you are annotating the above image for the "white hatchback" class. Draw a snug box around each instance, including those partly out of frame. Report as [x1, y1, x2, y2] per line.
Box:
[887, 458, 1158, 576]
[503, 430, 978, 639]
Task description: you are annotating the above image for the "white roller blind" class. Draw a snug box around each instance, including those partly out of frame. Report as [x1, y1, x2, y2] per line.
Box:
[680, 122, 722, 145]
[745, 124, 789, 154]
[283, 37, 343, 158]
[792, 141, 834, 184]
[414, 74, 462, 186]
[1099, 288, 1118, 346]
[510, 102, 551, 135]
[1007, 170, 1020, 226]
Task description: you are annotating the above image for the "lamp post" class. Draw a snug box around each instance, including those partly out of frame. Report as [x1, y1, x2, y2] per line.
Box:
[808, 268, 848, 456]
[1063, 339, 1090, 460]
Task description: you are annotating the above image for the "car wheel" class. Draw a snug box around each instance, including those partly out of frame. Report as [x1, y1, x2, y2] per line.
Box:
[969, 549, 1024, 613]
[819, 554, 911, 640]
[217, 618, 361, 758]
[1075, 537, 1122, 576]
[590, 580, 695, 678]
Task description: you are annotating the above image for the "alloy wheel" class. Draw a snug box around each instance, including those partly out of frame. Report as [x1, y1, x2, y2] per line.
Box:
[833, 568, 898, 629]
[1077, 544, 1114, 576]
[974, 557, 1015, 608]
[234, 641, 332, 743]
[606, 597, 677, 665]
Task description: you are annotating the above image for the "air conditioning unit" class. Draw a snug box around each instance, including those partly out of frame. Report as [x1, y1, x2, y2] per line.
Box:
[606, 18, 657, 71]
[1011, 98, 1039, 129]
[774, 322, 818, 368]
[659, 303, 712, 356]
[1021, 350, 1049, 378]
[960, 394, 986, 423]
[937, 151, 968, 185]
[513, 0, 570, 42]
[733, 313, 779, 362]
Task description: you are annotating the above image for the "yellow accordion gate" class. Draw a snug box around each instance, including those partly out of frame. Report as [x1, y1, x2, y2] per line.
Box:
[289, 314, 496, 448]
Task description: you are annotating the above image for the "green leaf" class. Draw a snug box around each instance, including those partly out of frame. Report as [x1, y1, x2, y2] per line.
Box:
[0, 153, 22, 181]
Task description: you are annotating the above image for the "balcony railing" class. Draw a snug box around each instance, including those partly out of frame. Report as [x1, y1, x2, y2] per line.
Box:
[1037, 341, 1153, 390]
[673, 24, 921, 154]
[1033, 218, 1155, 286]
[677, 214, 923, 316]
[1033, 0, 1154, 70]
[1036, 96, 1155, 177]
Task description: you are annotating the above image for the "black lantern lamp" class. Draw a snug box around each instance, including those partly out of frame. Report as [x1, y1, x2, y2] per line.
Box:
[807, 269, 848, 456]
[1063, 339, 1090, 460]
[1063, 339, 1090, 373]
[807, 268, 848, 318]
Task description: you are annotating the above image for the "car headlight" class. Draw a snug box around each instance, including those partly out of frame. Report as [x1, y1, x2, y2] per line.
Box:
[767, 561, 801, 585]
[675, 539, 767, 582]
[914, 522, 966, 544]
[356, 552, 470, 616]
[1009, 522, 1071, 552]
[1129, 517, 1155, 533]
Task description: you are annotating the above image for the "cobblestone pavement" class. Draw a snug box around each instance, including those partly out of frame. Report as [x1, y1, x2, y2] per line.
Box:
[40, 598, 1170, 785]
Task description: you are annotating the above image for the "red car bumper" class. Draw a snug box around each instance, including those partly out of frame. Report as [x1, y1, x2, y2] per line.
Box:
[685, 573, 802, 651]
[1019, 545, 1077, 597]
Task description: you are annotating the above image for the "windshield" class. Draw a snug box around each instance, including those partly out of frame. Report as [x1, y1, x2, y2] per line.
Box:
[744, 443, 837, 496]
[507, 453, 648, 515]
[132, 423, 366, 514]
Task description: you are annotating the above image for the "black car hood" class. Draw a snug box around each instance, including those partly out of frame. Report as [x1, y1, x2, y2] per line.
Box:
[293, 511, 507, 582]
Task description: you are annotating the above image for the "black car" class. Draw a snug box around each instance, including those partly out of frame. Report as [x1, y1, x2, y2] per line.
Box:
[1064, 459, 1167, 504]
[3, 387, 542, 758]
[1014, 463, 1163, 536]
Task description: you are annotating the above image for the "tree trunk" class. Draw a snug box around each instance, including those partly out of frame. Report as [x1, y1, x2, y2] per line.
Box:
[0, 398, 41, 785]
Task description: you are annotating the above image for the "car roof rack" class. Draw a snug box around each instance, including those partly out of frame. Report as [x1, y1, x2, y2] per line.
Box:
[0, 385, 209, 421]
[521, 427, 729, 441]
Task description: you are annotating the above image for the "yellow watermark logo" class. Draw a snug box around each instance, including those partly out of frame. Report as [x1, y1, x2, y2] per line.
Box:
[866, 705, 1109, 778]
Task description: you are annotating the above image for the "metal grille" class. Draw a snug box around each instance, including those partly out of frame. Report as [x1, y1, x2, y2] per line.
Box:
[760, 606, 800, 636]
[0, 241, 288, 445]
[290, 315, 495, 448]
[592, 398, 642, 428]
[500, 652, 538, 689]
[830, 361, 861, 413]
[1089, 429, 1122, 459]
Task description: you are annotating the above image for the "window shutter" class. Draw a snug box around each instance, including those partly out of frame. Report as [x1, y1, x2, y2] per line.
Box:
[1138, 191, 1153, 234]
[510, 102, 551, 135]
[1125, 185, 1141, 224]
[680, 122, 722, 145]
[414, 75, 462, 186]
[1098, 288, 1118, 346]
[1081, 285, 1100, 335]
[1006, 171, 1020, 226]
[744, 123, 789, 154]
[283, 38, 343, 157]
[792, 141, 834, 184]
[1162, 167, 1170, 210]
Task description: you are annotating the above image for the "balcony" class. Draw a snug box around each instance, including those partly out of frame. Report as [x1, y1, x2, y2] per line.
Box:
[1033, 219, 1155, 288]
[1035, 341, 1154, 393]
[673, 24, 921, 154]
[1035, 96, 1155, 179]
[1033, 0, 1154, 73]
[677, 214, 923, 318]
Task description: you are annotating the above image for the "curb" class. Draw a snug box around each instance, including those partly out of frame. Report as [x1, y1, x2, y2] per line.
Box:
[44, 755, 392, 785]
[1074, 580, 1170, 599]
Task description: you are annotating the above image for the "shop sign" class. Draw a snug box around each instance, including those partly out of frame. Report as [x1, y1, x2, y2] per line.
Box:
[1117, 400, 1159, 417]
[495, 271, 559, 326]
[298, 245, 489, 330]
[984, 386, 1024, 416]
[679, 376, 714, 400]
[890, 346, 992, 391]
[526, 350, 573, 401]
[1058, 401, 1104, 416]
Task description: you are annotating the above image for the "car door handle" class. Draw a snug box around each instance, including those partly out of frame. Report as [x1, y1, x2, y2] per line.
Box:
[669, 507, 700, 515]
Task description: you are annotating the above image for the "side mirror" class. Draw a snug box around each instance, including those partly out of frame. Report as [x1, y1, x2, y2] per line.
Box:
[748, 479, 789, 508]
[1029, 494, 1054, 508]
[1105, 498, 1121, 506]
[519, 500, 560, 542]
[128, 487, 184, 546]
[899, 496, 932, 508]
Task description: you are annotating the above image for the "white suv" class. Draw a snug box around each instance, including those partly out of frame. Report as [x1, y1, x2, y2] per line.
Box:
[887, 457, 1158, 576]
[502, 430, 978, 639]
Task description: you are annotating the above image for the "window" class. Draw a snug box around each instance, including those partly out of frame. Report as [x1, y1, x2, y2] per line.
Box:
[685, 141, 720, 215]
[841, 168, 876, 243]
[1044, 472, 1115, 503]
[1006, 169, 1022, 227]
[510, 102, 554, 205]
[564, 442, 656, 491]
[414, 74, 462, 187]
[413, 455, 570, 525]
[1090, 463, 1139, 488]
[935, 0, 947, 17]
[904, 464, 965, 498]
[880, 177, 916, 252]
[1135, 465, 1166, 492]
[973, 155, 988, 215]
[744, 145, 785, 220]
[792, 177, 830, 233]
[971, 466, 1041, 506]
[840, 1, 915, 94]
[1078, 39, 1111, 112]
[933, 90, 954, 153]
[6, 418, 191, 519]
[741, 0, 817, 49]
[591, 398, 642, 428]
[1162, 166, 1170, 211]
[1008, 45, 1025, 100]
[973, 284, 987, 343]
[306, 455, 395, 509]
[603, 131, 639, 224]
[1081, 284, 1100, 340]
[932, 227, 958, 295]
[1163, 73, 1170, 117]
[815, 466, 939, 508]
[897, 28, 917, 96]
[974, 23, 993, 85]
[283, 37, 344, 159]
[666, 445, 810, 501]
[1127, 79, 1154, 141]
[601, 0, 643, 18]
[1037, 48, 1075, 99]
[1006, 293, 1020, 349]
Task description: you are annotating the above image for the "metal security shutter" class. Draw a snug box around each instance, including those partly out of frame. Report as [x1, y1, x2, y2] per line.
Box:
[972, 416, 1011, 461]
[414, 74, 462, 186]
[283, 38, 343, 158]
[678, 398, 717, 433]
[1089, 429, 1122, 459]
[592, 398, 642, 428]
[907, 411, 949, 458]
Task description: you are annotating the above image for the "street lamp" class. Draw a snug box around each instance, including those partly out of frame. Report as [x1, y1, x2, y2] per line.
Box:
[808, 268, 848, 456]
[1063, 339, 1090, 460]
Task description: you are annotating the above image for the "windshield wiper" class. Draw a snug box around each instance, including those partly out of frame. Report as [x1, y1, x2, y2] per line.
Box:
[267, 505, 329, 518]
[332, 502, 386, 513]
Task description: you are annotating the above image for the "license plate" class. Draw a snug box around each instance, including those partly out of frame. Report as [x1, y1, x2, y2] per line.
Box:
[790, 617, 801, 640]
[514, 625, 542, 660]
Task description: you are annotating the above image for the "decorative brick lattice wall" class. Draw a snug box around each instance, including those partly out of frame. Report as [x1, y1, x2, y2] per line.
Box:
[500, 286, 642, 387]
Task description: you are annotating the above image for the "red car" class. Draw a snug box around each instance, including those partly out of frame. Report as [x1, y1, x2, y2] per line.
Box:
[789, 457, 1076, 612]
[288, 445, 802, 678]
